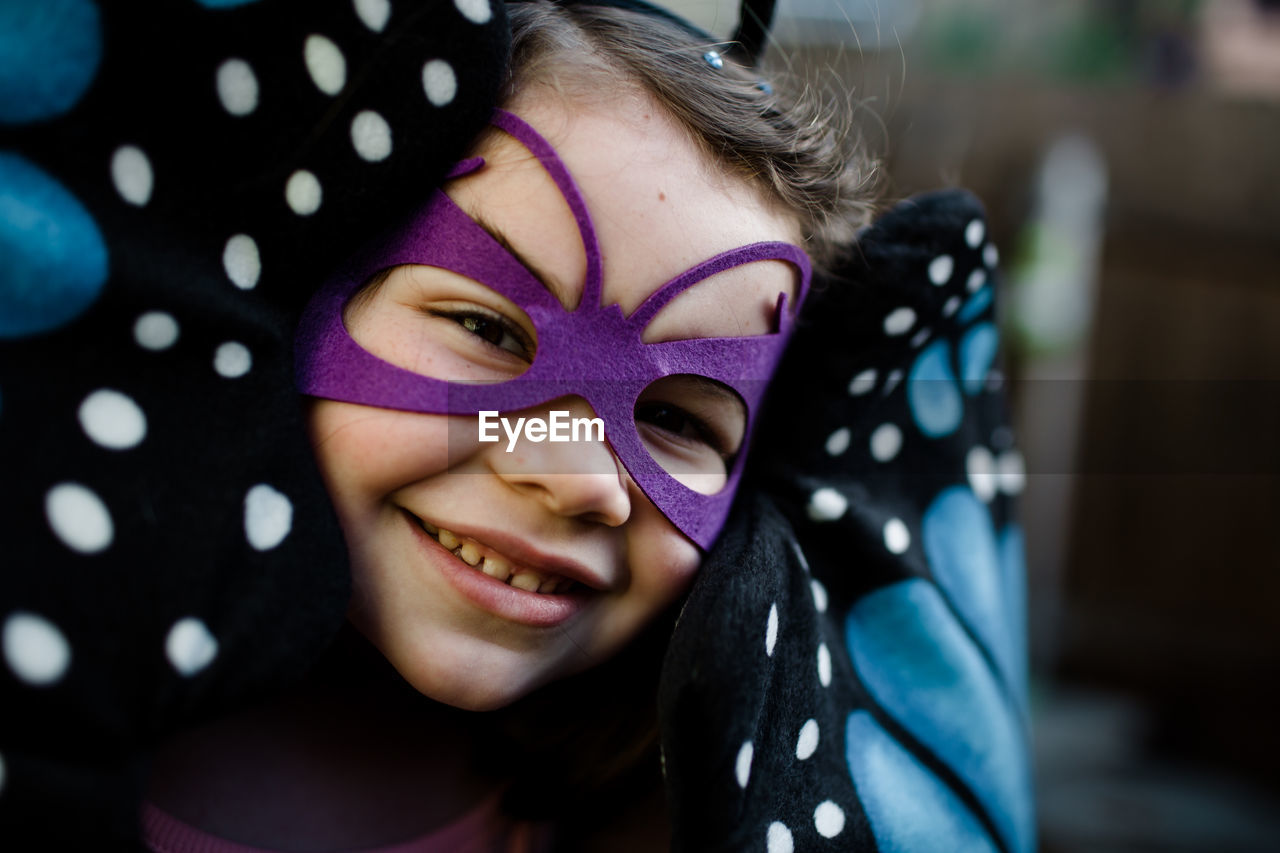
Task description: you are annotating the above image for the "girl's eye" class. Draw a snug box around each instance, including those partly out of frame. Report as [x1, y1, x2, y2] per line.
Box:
[636, 402, 726, 456]
[436, 309, 535, 361]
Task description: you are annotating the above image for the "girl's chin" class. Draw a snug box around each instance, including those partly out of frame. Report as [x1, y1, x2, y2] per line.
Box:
[406, 671, 543, 712]
[380, 638, 562, 712]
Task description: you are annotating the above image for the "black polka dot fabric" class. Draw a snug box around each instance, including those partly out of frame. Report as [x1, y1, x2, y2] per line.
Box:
[661, 192, 1035, 853]
[1, 0, 508, 845]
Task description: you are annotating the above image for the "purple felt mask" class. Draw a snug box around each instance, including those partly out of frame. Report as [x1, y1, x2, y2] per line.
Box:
[296, 110, 811, 548]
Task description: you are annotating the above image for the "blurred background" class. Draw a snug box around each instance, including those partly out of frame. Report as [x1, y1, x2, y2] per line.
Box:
[675, 1, 1280, 849]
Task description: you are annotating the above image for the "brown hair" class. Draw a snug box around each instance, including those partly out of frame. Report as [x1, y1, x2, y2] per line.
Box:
[503, 0, 879, 273]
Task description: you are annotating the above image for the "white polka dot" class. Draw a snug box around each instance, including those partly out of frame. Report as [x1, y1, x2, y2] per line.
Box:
[735, 740, 753, 789]
[244, 484, 293, 550]
[998, 449, 1026, 495]
[4, 612, 70, 686]
[354, 0, 391, 31]
[304, 34, 346, 96]
[848, 367, 876, 396]
[766, 603, 779, 657]
[796, 718, 820, 760]
[910, 327, 931, 348]
[792, 541, 811, 573]
[882, 369, 904, 395]
[422, 59, 457, 107]
[134, 311, 179, 350]
[814, 800, 846, 838]
[807, 487, 847, 522]
[110, 145, 153, 206]
[454, 0, 492, 24]
[883, 307, 916, 336]
[927, 254, 953, 286]
[966, 218, 986, 248]
[78, 389, 146, 450]
[967, 268, 987, 293]
[45, 483, 113, 554]
[943, 295, 961, 317]
[216, 58, 258, 116]
[869, 423, 902, 462]
[810, 579, 828, 613]
[766, 822, 794, 853]
[817, 643, 832, 687]
[222, 234, 261, 290]
[883, 517, 911, 554]
[967, 446, 998, 502]
[350, 110, 393, 162]
[214, 341, 252, 378]
[165, 617, 219, 677]
[984, 242, 999, 268]
[285, 169, 322, 216]
[825, 427, 850, 456]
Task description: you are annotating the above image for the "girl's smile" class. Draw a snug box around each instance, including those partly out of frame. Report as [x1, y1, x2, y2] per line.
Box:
[407, 508, 606, 624]
[308, 80, 802, 711]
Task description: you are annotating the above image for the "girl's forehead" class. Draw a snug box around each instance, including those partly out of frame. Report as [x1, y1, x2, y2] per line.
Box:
[447, 91, 801, 339]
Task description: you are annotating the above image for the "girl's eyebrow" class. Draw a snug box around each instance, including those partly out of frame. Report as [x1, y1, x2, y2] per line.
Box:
[470, 209, 575, 307]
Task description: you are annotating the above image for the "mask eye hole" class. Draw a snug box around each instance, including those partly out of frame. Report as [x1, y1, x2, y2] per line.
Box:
[343, 264, 538, 381]
[636, 374, 747, 495]
[431, 308, 534, 362]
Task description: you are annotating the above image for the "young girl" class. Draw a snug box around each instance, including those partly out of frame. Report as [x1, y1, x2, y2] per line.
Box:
[141, 1, 874, 850]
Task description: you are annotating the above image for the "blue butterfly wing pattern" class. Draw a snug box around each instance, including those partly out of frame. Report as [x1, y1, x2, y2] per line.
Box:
[845, 709, 1000, 853]
[662, 190, 1035, 852]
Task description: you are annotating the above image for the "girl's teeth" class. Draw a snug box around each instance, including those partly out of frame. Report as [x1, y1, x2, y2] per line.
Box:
[509, 571, 543, 592]
[482, 555, 511, 581]
[427, 524, 566, 593]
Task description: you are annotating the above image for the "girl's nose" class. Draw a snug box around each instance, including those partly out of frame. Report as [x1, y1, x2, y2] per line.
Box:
[486, 398, 632, 527]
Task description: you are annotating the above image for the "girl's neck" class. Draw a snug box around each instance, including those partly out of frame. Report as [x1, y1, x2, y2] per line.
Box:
[147, 628, 499, 850]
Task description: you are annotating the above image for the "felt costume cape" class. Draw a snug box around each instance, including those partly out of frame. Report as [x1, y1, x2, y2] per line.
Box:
[1, 0, 508, 845]
[0, 0, 1033, 849]
[663, 191, 1035, 852]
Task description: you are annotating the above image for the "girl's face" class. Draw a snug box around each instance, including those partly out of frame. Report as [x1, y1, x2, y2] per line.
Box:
[309, 85, 801, 710]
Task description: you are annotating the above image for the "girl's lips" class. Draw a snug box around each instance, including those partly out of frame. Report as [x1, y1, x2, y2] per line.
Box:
[402, 510, 592, 628]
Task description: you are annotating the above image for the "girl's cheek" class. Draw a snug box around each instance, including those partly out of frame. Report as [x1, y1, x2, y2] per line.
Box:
[309, 402, 455, 487]
[628, 497, 701, 599]
[306, 402, 363, 505]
